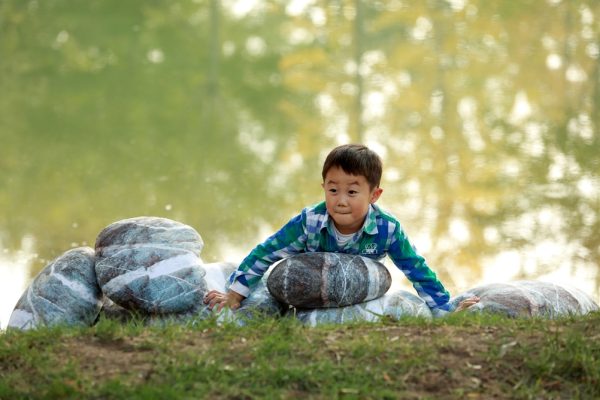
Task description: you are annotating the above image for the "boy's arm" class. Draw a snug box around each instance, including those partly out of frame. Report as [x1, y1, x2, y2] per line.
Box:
[387, 226, 453, 316]
[228, 211, 308, 297]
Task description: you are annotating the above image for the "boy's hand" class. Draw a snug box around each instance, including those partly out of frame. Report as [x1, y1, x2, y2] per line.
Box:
[203, 290, 245, 312]
[454, 296, 480, 312]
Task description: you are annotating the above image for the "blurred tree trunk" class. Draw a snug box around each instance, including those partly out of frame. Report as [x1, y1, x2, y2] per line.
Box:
[594, 36, 600, 132]
[205, 0, 220, 126]
[351, 0, 364, 143]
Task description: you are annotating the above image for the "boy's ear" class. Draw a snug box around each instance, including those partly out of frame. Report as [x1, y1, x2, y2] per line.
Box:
[370, 187, 383, 203]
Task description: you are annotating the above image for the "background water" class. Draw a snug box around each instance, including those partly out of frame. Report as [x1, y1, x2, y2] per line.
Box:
[1, 0, 599, 327]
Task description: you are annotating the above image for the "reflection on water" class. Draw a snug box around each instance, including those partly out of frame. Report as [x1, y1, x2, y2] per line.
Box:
[482, 250, 599, 297]
[0, 237, 35, 329]
[1, 0, 599, 321]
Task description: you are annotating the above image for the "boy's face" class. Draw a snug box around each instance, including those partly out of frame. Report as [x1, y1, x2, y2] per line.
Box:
[322, 166, 383, 235]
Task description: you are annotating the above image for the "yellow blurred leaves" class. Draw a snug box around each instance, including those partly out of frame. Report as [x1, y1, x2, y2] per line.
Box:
[279, 47, 330, 92]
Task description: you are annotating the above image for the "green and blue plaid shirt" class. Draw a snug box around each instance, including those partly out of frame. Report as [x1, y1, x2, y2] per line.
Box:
[229, 201, 453, 313]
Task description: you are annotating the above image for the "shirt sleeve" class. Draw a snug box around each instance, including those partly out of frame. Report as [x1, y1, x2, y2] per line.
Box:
[228, 210, 308, 297]
[387, 224, 453, 316]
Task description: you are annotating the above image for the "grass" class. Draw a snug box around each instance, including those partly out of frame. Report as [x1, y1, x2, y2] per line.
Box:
[1, 312, 599, 399]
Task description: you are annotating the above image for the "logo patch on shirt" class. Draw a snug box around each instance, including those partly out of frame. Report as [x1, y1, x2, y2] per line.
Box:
[361, 243, 378, 255]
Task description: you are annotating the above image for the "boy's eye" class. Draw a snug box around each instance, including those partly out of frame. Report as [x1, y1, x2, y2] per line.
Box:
[349, 190, 358, 195]
[328, 188, 337, 193]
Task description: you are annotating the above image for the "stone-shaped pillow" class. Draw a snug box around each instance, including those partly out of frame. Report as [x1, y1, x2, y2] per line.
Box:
[95, 217, 206, 314]
[450, 281, 599, 318]
[145, 262, 242, 326]
[267, 252, 391, 308]
[293, 288, 432, 326]
[104, 263, 285, 327]
[148, 264, 287, 327]
[158, 262, 241, 324]
[8, 247, 102, 330]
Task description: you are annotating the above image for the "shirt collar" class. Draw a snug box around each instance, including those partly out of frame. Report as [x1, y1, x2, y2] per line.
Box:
[321, 204, 379, 236]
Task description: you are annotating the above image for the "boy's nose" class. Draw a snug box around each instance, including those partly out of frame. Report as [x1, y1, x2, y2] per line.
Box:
[337, 196, 349, 206]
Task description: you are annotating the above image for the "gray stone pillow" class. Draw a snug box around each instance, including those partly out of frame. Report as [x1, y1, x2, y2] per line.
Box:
[99, 262, 285, 327]
[95, 217, 207, 314]
[8, 247, 102, 330]
[150, 262, 286, 326]
[450, 281, 599, 318]
[293, 288, 432, 326]
[267, 252, 391, 308]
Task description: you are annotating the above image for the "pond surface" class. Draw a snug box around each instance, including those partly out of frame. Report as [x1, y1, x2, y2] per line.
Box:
[2, 0, 599, 327]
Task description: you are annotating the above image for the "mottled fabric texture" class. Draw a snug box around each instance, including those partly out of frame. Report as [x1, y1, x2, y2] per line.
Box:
[292, 289, 432, 326]
[95, 217, 207, 314]
[98, 262, 285, 327]
[267, 252, 391, 308]
[450, 281, 599, 318]
[8, 247, 102, 330]
[229, 202, 451, 314]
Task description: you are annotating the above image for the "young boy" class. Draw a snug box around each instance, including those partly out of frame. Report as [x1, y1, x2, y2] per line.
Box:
[204, 144, 478, 314]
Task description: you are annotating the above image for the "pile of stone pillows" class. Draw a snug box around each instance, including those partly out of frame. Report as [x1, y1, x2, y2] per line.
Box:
[7, 217, 599, 330]
[8, 217, 286, 330]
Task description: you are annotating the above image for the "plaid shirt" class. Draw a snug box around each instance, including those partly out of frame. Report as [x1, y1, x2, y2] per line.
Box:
[229, 201, 453, 314]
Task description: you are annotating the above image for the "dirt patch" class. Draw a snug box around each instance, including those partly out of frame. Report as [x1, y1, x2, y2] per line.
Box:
[59, 331, 216, 384]
[61, 337, 156, 383]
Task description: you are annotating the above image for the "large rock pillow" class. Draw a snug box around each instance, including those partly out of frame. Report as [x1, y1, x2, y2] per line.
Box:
[95, 217, 207, 314]
[162, 264, 287, 326]
[8, 247, 102, 330]
[293, 289, 432, 326]
[267, 252, 391, 308]
[100, 262, 286, 327]
[451, 281, 599, 318]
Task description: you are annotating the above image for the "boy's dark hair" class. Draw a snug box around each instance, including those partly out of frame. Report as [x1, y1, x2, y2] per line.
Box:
[322, 144, 382, 189]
